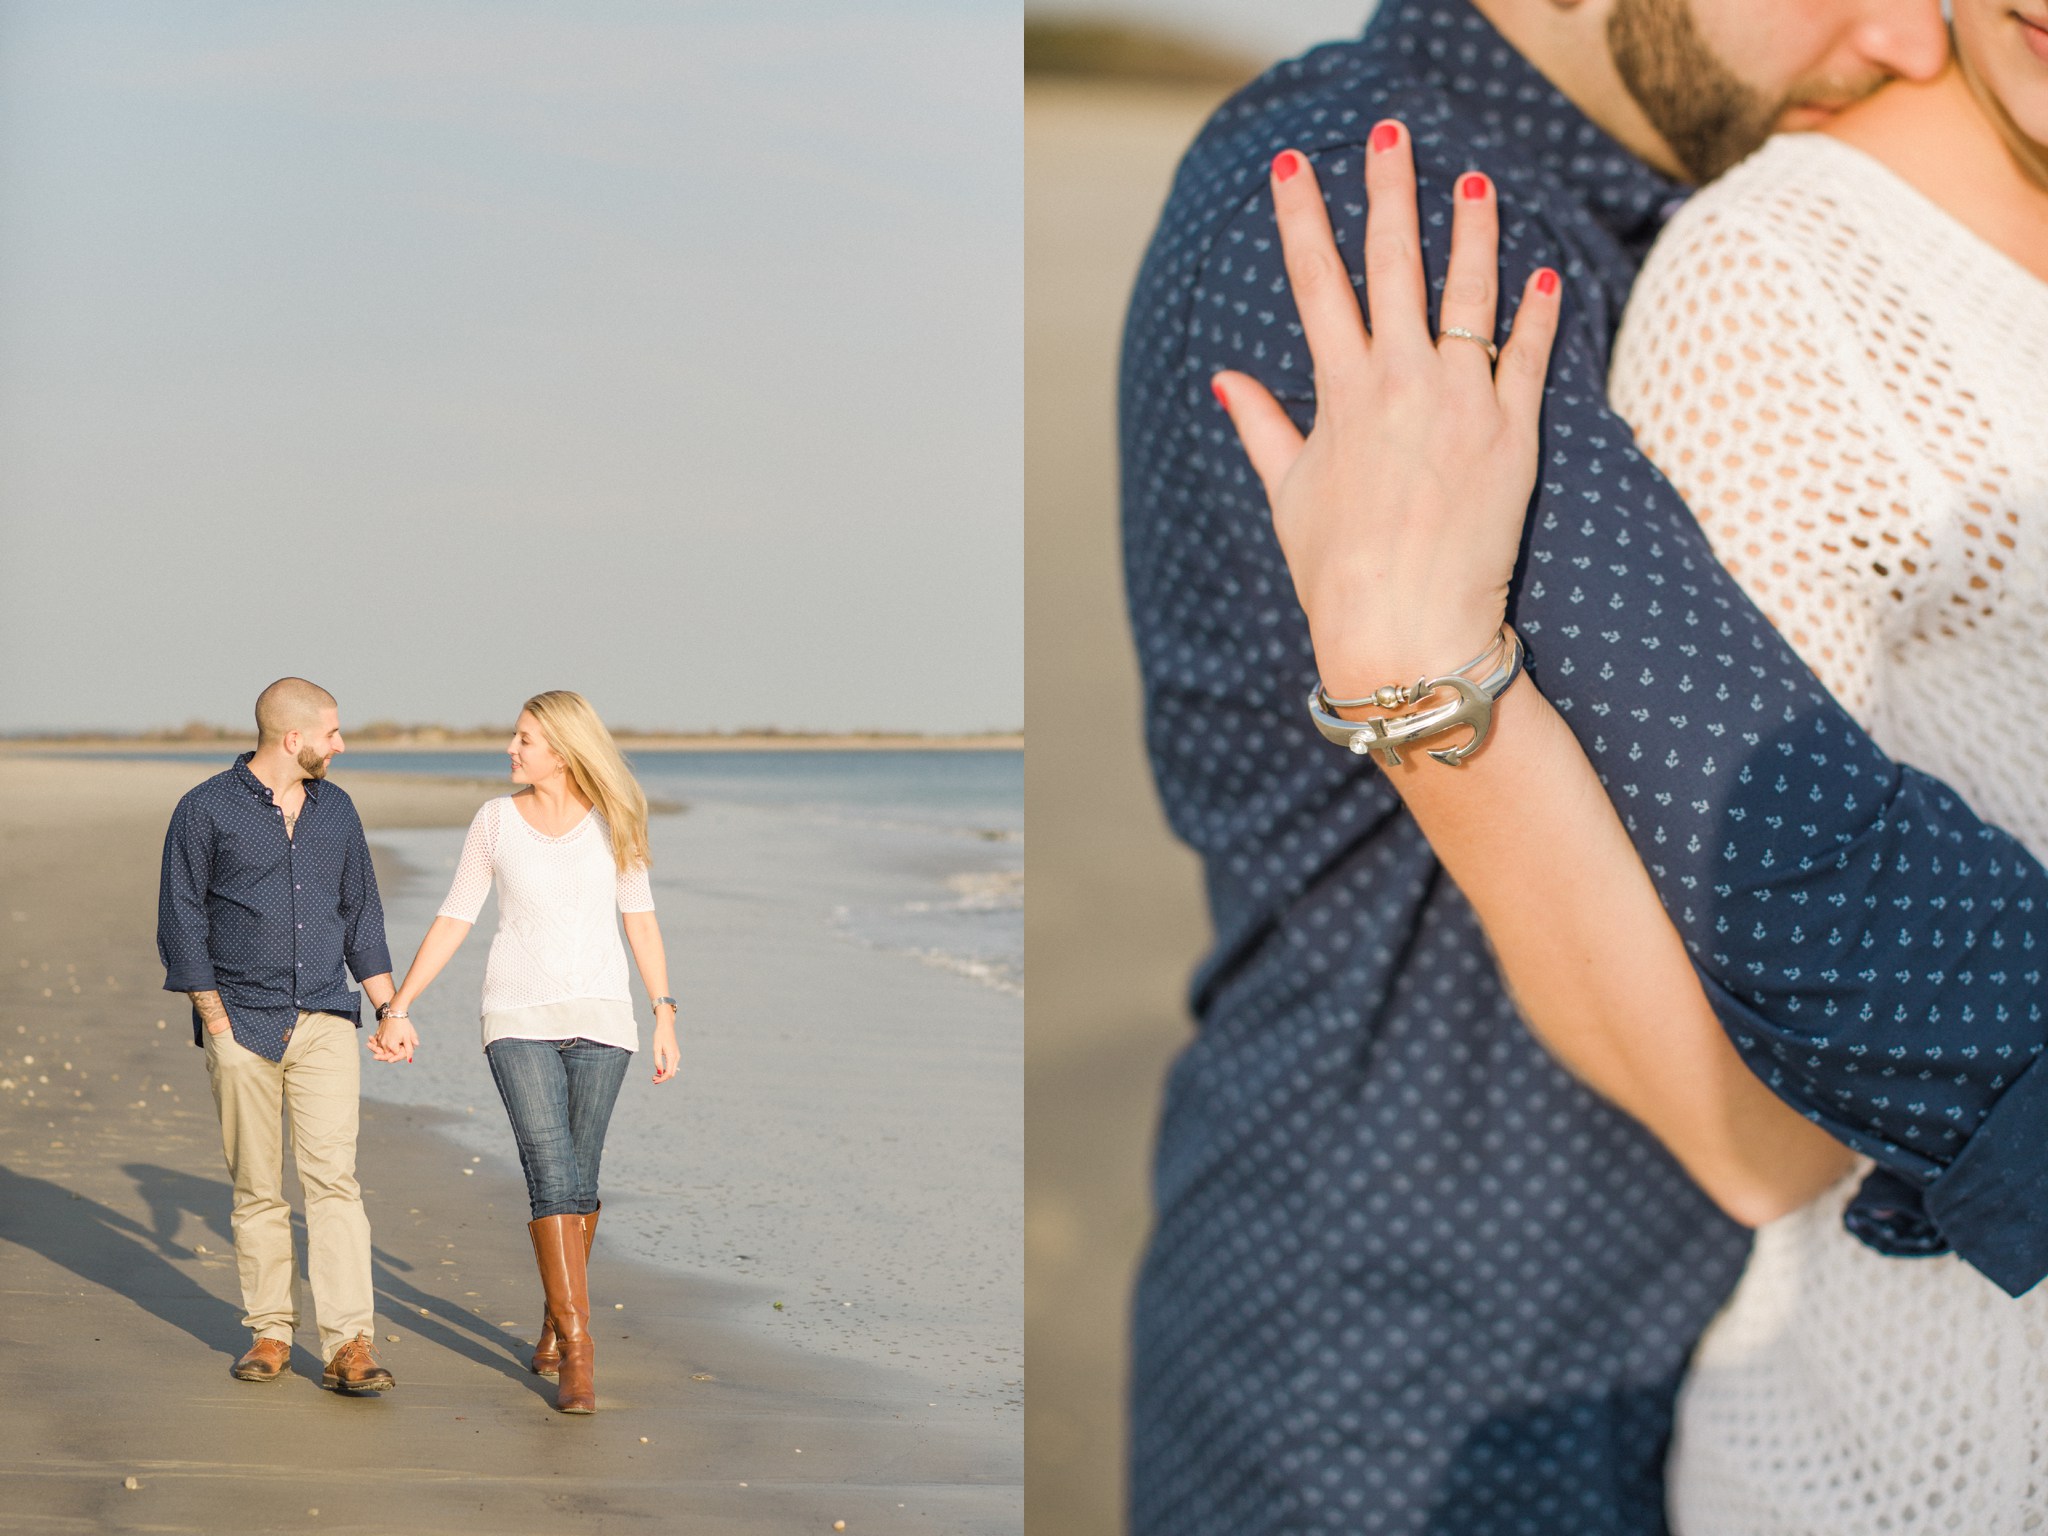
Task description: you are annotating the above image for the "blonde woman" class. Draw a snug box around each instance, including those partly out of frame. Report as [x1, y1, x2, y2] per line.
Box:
[372, 691, 681, 1414]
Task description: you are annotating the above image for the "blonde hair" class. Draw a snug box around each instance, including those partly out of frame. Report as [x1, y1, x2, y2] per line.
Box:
[520, 690, 650, 874]
[255, 677, 337, 746]
[1955, 23, 2048, 194]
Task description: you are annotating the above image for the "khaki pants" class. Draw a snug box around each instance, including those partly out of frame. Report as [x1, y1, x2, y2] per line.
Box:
[204, 1010, 374, 1361]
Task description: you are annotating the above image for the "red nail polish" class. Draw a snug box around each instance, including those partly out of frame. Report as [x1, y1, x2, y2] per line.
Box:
[1211, 379, 1228, 407]
[1273, 150, 1301, 181]
[1460, 173, 1488, 201]
[1371, 122, 1399, 153]
[1536, 268, 1559, 296]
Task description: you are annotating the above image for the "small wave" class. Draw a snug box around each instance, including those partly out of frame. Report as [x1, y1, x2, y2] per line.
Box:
[828, 866, 1025, 998]
[901, 869, 1025, 915]
[787, 806, 1023, 843]
[900, 947, 1023, 996]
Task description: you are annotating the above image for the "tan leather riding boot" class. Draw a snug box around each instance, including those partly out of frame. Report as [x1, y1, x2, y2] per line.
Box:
[529, 1214, 595, 1413]
[529, 1204, 599, 1377]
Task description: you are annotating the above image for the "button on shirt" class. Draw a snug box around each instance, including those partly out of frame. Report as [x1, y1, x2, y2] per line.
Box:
[157, 754, 391, 1060]
[1120, 0, 2048, 1529]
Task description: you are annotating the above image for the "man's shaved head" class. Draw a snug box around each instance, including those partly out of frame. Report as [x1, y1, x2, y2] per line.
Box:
[254, 677, 338, 748]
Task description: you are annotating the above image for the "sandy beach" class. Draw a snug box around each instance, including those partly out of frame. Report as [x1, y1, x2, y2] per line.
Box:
[0, 751, 1019, 1534]
[1024, 77, 1227, 1536]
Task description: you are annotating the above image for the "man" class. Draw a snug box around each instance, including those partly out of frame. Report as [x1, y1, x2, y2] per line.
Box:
[157, 677, 397, 1392]
[1121, 0, 2048, 1529]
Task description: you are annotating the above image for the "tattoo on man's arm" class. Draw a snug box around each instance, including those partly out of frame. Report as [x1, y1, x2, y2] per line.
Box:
[190, 990, 229, 1028]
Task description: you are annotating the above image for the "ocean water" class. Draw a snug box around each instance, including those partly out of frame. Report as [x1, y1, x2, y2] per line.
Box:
[350, 749, 1023, 995]
[347, 749, 1023, 1412]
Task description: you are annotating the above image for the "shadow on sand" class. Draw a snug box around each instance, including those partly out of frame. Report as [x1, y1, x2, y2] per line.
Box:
[0, 1161, 551, 1401]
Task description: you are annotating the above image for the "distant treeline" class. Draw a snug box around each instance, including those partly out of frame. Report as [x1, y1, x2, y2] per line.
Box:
[9, 721, 503, 743]
[5, 723, 1017, 745]
[1024, 16, 1258, 85]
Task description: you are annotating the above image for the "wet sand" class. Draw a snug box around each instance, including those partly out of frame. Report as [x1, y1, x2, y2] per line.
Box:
[1024, 79, 1225, 1536]
[0, 753, 1018, 1534]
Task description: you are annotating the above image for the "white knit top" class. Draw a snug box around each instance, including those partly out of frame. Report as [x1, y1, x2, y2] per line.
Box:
[1610, 132, 2048, 1532]
[436, 795, 656, 1053]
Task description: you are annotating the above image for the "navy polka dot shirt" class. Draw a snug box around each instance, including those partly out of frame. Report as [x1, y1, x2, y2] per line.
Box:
[157, 754, 392, 1061]
[1119, 0, 2048, 1528]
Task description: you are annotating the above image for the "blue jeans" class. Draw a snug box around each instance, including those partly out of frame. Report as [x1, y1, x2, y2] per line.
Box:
[484, 1037, 631, 1221]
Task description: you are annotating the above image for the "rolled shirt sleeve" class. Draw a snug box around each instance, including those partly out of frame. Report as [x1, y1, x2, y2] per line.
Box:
[337, 799, 392, 982]
[1508, 322, 2048, 1290]
[157, 793, 218, 994]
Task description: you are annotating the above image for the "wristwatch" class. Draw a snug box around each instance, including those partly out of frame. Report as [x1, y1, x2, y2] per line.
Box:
[650, 995, 679, 1012]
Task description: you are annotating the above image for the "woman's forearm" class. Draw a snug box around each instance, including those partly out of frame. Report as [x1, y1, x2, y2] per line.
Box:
[623, 910, 681, 1083]
[1374, 680, 1854, 1225]
[393, 916, 471, 1009]
[621, 912, 671, 1007]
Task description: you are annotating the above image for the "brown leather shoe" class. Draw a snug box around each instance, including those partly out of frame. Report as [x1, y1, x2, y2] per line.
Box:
[530, 1204, 599, 1377]
[321, 1333, 395, 1393]
[231, 1337, 291, 1382]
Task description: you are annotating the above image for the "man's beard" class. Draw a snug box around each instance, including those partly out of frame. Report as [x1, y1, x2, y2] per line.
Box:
[1607, 0, 1778, 180]
[296, 744, 331, 779]
[1607, 0, 1879, 182]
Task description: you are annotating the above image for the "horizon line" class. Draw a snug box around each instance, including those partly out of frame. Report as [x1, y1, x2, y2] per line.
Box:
[1, 725, 1024, 746]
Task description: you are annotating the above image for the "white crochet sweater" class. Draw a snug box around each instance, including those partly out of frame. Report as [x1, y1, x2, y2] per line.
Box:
[437, 795, 656, 1052]
[1611, 131, 2048, 1534]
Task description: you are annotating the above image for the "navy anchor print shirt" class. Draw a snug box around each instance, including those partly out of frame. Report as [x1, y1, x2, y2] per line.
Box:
[157, 753, 392, 1060]
[1121, 0, 2048, 1529]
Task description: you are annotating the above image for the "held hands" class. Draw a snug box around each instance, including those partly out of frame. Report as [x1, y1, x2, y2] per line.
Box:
[1210, 122, 1561, 697]
[367, 1013, 419, 1064]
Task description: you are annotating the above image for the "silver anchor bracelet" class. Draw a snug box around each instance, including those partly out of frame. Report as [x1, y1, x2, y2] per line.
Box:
[1318, 629, 1509, 711]
[1307, 625, 1525, 767]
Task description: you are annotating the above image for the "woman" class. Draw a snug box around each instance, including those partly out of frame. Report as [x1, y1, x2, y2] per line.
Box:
[1209, 2, 2048, 1526]
[371, 691, 682, 1414]
[1609, 4, 2048, 1527]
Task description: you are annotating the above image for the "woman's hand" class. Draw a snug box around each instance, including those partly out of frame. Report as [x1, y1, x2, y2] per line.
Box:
[651, 1012, 680, 1084]
[1211, 121, 1561, 695]
[367, 1013, 418, 1064]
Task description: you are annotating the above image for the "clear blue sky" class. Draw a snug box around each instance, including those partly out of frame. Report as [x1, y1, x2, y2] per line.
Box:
[0, 0, 1019, 735]
[1031, 0, 1379, 59]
